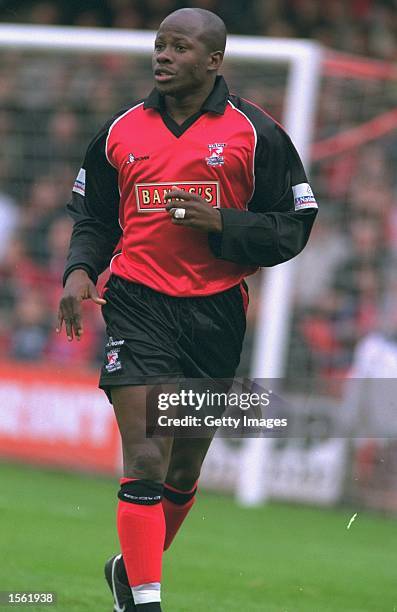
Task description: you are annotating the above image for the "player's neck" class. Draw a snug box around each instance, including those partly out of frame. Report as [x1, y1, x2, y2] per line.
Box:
[164, 78, 215, 125]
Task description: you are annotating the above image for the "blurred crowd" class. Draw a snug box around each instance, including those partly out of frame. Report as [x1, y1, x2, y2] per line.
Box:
[0, 2, 396, 386]
[288, 137, 397, 387]
[1, 0, 397, 60]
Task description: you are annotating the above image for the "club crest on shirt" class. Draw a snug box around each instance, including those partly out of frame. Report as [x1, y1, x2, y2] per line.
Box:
[205, 143, 227, 167]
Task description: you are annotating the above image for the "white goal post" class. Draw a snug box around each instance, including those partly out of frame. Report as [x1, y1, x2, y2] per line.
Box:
[0, 25, 323, 505]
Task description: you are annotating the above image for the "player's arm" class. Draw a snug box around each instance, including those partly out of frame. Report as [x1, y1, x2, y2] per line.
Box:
[58, 124, 122, 341]
[207, 114, 318, 267]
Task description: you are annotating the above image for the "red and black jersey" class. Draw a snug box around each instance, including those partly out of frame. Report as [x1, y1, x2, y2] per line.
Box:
[64, 76, 317, 296]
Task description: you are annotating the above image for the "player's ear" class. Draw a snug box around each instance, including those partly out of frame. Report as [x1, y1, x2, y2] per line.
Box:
[207, 51, 223, 72]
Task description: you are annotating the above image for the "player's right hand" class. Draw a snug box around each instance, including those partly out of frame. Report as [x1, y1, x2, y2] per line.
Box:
[56, 269, 106, 341]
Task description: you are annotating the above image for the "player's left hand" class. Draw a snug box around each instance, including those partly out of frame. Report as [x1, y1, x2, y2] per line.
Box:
[165, 186, 222, 233]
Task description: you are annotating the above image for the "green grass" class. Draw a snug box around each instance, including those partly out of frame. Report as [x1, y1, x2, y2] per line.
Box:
[0, 462, 395, 611]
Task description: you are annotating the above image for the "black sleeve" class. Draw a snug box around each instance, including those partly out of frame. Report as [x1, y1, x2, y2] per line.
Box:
[62, 118, 122, 286]
[208, 98, 318, 267]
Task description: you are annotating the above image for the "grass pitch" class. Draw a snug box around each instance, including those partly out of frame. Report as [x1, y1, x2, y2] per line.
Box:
[0, 462, 395, 611]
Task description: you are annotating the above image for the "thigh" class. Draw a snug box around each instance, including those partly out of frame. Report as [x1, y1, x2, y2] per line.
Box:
[112, 385, 174, 481]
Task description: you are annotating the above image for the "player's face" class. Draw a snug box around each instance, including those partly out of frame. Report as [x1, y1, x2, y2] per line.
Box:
[152, 21, 216, 97]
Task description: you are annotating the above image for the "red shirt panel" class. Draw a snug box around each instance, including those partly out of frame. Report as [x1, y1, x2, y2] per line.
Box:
[105, 102, 257, 296]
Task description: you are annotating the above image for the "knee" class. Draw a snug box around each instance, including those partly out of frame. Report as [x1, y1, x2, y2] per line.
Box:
[122, 441, 167, 481]
[166, 459, 201, 491]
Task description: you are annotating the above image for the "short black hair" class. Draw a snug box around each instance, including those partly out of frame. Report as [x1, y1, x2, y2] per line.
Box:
[163, 8, 227, 53]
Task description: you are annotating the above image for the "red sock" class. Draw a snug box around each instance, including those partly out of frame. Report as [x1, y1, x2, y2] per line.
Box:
[162, 481, 198, 551]
[117, 478, 165, 605]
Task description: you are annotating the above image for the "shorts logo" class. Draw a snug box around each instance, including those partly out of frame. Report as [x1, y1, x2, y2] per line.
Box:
[292, 183, 318, 211]
[206, 143, 226, 167]
[135, 181, 220, 212]
[105, 337, 124, 372]
[126, 152, 150, 164]
[105, 349, 122, 373]
[106, 336, 125, 348]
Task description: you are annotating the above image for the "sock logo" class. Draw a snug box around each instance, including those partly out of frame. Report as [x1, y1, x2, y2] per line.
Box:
[119, 492, 162, 504]
[118, 480, 164, 505]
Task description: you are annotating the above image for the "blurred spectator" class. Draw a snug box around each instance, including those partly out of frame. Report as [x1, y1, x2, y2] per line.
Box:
[0, 191, 19, 259]
[46, 216, 74, 286]
[294, 209, 350, 307]
[28, 2, 61, 25]
[10, 288, 51, 361]
[20, 176, 64, 265]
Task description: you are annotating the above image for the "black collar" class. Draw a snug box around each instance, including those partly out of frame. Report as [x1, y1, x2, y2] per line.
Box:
[143, 75, 229, 116]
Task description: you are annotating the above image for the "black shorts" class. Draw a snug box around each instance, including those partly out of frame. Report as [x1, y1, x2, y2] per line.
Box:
[98, 275, 247, 398]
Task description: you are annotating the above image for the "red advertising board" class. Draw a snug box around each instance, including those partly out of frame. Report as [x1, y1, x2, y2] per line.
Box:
[0, 361, 121, 474]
